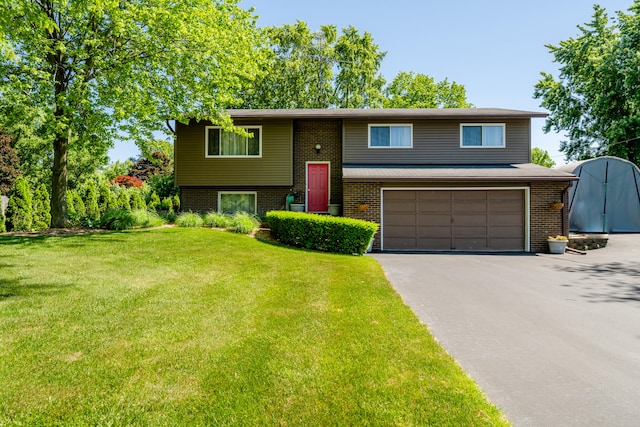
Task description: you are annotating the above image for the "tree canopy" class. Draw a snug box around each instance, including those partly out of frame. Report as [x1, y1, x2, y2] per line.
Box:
[534, 2, 640, 165]
[0, 0, 265, 226]
[383, 72, 473, 108]
[531, 147, 556, 168]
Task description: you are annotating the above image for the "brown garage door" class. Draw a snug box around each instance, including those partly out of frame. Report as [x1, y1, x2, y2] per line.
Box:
[383, 190, 525, 251]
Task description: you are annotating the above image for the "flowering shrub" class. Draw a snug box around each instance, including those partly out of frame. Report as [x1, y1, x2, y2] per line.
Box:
[112, 175, 143, 188]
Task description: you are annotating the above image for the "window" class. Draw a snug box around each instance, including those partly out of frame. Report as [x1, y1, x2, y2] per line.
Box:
[368, 124, 413, 148]
[218, 192, 257, 215]
[206, 126, 261, 157]
[460, 124, 505, 148]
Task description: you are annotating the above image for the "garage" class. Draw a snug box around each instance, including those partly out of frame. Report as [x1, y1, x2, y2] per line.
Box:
[382, 189, 527, 251]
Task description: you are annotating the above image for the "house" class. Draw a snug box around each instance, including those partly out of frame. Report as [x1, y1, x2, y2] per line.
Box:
[175, 108, 577, 252]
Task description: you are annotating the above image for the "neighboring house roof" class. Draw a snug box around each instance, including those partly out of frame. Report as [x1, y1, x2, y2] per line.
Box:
[226, 108, 548, 119]
[343, 163, 577, 182]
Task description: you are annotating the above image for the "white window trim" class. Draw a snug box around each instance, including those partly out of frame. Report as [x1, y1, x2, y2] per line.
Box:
[380, 187, 530, 252]
[460, 123, 506, 148]
[217, 191, 257, 214]
[205, 125, 263, 158]
[368, 124, 413, 148]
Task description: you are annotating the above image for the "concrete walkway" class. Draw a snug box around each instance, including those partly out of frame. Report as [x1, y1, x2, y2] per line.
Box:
[373, 235, 640, 426]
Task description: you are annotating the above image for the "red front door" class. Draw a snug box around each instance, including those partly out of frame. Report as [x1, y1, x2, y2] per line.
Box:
[307, 163, 329, 212]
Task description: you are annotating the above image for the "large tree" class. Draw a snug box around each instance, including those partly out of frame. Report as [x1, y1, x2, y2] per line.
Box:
[534, 2, 640, 165]
[0, 0, 264, 226]
[383, 72, 472, 108]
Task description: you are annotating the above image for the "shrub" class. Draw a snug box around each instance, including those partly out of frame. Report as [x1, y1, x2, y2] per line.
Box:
[0, 211, 6, 233]
[32, 183, 51, 230]
[230, 212, 261, 234]
[130, 209, 166, 228]
[112, 175, 143, 188]
[98, 182, 116, 215]
[172, 194, 180, 211]
[131, 192, 147, 211]
[266, 211, 378, 255]
[117, 191, 131, 211]
[147, 191, 160, 210]
[148, 173, 177, 199]
[6, 176, 33, 231]
[175, 211, 203, 228]
[160, 197, 174, 213]
[203, 211, 232, 228]
[83, 182, 100, 221]
[100, 208, 136, 230]
[67, 189, 86, 219]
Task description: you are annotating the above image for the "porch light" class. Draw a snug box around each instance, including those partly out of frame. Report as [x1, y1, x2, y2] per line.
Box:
[315, 143, 321, 154]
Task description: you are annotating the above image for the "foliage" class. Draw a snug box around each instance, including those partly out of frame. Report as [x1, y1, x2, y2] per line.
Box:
[100, 160, 133, 183]
[0, 0, 266, 226]
[0, 133, 19, 194]
[32, 183, 51, 231]
[0, 228, 508, 426]
[83, 182, 100, 221]
[100, 208, 136, 230]
[127, 151, 172, 181]
[531, 147, 556, 168]
[229, 212, 261, 234]
[534, 3, 640, 165]
[175, 211, 204, 228]
[97, 182, 116, 215]
[116, 191, 131, 211]
[147, 173, 178, 199]
[203, 211, 233, 228]
[6, 176, 33, 231]
[67, 189, 86, 220]
[173, 195, 180, 211]
[130, 209, 166, 228]
[130, 192, 147, 211]
[138, 139, 174, 163]
[383, 72, 473, 108]
[266, 211, 378, 255]
[0, 210, 5, 233]
[160, 197, 174, 213]
[112, 175, 143, 188]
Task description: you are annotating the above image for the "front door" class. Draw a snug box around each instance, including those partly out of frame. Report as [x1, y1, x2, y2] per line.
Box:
[307, 163, 329, 212]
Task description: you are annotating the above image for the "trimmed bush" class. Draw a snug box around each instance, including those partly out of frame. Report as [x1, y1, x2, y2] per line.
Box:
[266, 211, 378, 255]
[203, 211, 232, 228]
[6, 176, 33, 231]
[175, 211, 203, 228]
[32, 183, 51, 230]
[230, 212, 260, 234]
[100, 208, 136, 230]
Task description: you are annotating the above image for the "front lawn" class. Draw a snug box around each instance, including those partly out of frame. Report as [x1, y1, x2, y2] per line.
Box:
[0, 228, 508, 426]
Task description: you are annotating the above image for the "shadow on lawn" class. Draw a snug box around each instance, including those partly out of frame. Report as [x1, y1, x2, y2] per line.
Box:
[556, 261, 640, 304]
[0, 230, 125, 247]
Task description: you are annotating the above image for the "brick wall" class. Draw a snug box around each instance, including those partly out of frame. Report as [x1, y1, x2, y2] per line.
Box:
[343, 182, 382, 250]
[529, 181, 572, 252]
[180, 186, 290, 215]
[293, 119, 342, 210]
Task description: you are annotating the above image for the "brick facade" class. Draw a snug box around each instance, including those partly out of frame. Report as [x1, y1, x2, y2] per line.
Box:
[180, 186, 290, 215]
[343, 182, 383, 250]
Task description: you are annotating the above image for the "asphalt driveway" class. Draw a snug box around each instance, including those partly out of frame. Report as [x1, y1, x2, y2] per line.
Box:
[373, 235, 640, 426]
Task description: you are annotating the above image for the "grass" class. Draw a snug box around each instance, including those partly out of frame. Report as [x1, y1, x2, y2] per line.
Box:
[0, 228, 509, 426]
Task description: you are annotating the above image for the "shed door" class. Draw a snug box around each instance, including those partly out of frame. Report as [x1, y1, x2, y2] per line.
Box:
[383, 190, 525, 251]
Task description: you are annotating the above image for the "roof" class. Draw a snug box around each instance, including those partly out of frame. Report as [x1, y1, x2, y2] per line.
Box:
[555, 156, 640, 174]
[226, 108, 548, 120]
[343, 163, 577, 182]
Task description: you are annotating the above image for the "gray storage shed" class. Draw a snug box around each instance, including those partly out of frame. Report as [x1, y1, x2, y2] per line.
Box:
[557, 156, 640, 232]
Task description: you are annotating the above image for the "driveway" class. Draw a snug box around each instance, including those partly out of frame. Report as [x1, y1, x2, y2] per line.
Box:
[373, 235, 640, 426]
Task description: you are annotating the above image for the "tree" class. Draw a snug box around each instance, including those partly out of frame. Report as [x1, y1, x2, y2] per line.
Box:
[0, 0, 265, 227]
[531, 147, 556, 168]
[6, 176, 33, 231]
[534, 3, 640, 165]
[0, 133, 18, 195]
[383, 72, 473, 108]
[128, 151, 172, 181]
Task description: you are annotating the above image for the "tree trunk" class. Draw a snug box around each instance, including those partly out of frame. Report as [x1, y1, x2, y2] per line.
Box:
[50, 129, 69, 227]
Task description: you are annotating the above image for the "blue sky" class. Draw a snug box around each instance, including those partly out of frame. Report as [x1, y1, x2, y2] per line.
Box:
[109, 0, 634, 164]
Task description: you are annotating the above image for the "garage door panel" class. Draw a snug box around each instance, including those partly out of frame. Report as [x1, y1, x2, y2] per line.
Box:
[383, 190, 525, 251]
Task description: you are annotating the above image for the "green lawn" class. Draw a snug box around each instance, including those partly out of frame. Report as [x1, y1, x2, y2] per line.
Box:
[0, 228, 508, 426]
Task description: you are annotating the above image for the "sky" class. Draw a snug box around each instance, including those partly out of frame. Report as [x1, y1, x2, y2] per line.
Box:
[108, 0, 635, 164]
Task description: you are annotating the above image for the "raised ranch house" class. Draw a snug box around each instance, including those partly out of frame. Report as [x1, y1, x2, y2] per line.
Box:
[175, 108, 577, 252]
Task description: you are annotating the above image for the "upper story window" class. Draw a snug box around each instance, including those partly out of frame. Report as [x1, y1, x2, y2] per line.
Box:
[460, 124, 505, 148]
[206, 126, 262, 157]
[368, 124, 413, 148]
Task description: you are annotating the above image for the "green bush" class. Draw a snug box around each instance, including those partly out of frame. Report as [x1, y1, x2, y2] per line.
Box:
[6, 176, 33, 231]
[117, 191, 131, 211]
[100, 208, 136, 230]
[203, 211, 232, 228]
[173, 194, 180, 211]
[98, 182, 116, 215]
[131, 209, 166, 228]
[160, 197, 174, 213]
[148, 191, 161, 210]
[266, 211, 378, 255]
[131, 192, 146, 211]
[67, 190, 86, 219]
[0, 211, 6, 233]
[32, 183, 51, 230]
[83, 182, 100, 221]
[175, 211, 203, 228]
[230, 212, 261, 234]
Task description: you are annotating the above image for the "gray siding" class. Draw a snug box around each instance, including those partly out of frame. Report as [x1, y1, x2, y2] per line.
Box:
[343, 119, 531, 165]
[175, 119, 293, 186]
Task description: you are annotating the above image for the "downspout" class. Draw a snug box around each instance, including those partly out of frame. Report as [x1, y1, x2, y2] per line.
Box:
[562, 183, 572, 237]
[602, 160, 609, 233]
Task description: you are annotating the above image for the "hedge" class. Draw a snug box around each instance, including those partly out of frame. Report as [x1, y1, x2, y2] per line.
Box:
[266, 211, 378, 255]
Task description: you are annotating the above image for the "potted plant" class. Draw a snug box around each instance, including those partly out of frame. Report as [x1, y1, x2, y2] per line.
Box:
[547, 235, 568, 254]
[550, 200, 564, 210]
[328, 201, 341, 216]
[290, 200, 305, 212]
